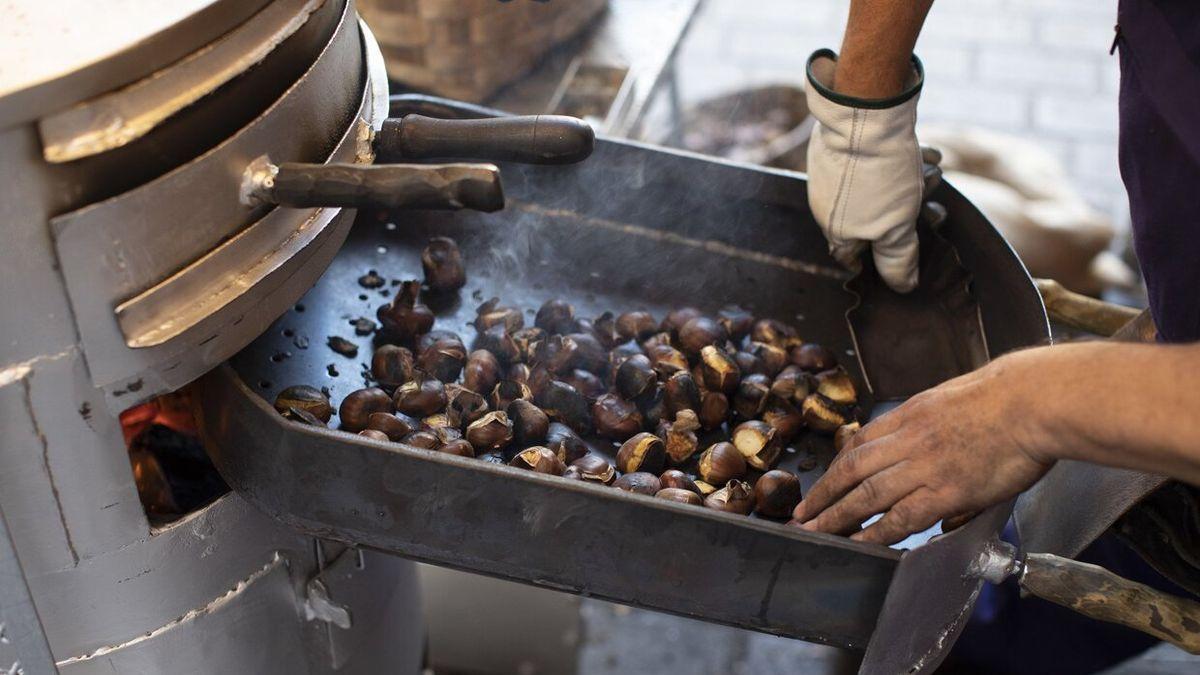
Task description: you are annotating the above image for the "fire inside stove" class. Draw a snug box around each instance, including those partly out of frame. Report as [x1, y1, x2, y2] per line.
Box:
[119, 390, 228, 523]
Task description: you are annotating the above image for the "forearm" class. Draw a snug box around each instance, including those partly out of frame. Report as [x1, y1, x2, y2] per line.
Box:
[1015, 342, 1200, 483]
[835, 0, 934, 98]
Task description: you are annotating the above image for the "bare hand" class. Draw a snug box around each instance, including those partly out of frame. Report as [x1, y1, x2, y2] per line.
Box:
[793, 351, 1055, 545]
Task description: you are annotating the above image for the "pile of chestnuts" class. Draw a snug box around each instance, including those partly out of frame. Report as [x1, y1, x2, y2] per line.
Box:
[273, 236, 863, 526]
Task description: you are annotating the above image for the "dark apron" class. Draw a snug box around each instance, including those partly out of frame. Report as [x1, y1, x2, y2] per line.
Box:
[946, 2, 1200, 672]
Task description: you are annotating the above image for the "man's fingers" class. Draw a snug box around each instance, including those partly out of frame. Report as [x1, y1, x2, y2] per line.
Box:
[793, 438, 904, 522]
[798, 462, 919, 535]
[871, 224, 919, 293]
[840, 406, 908, 455]
[850, 489, 944, 545]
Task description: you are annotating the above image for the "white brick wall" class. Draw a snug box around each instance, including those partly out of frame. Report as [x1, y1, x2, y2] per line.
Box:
[673, 0, 1129, 224]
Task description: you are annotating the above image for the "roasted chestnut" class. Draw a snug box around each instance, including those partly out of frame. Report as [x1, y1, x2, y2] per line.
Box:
[834, 421, 861, 453]
[376, 281, 434, 343]
[592, 394, 644, 440]
[616, 311, 658, 341]
[402, 430, 440, 449]
[698, 391, 730, 431]
[662, 371, 701, 417]
[458, 350, 499, 395]
[704, 479, 755, 515]
[678, 317, 729, 357]
[646, 343, 688, 378]
[733, 350, 766, 377]
[473, 297, 525, 332]
[663, 409, 701, 464]
[731, 420, 781, 471]
[591, 311, 621, 349]
[562, 466, 585, 480]
[358, 429, 390, 442]
[561, 333, 608, 374]
[511, 326, 545, 362]
[339, 387, 392, 432]
[508, 362, 532, 384]
[536, 380, 592, 434]
[417, 329, 462, 353]
[697, 441, 745, 485]
[490, 380, 533, 411]
[475, 324, 521, 364]
[465, 411, 513, 452]
[508, 399, 550, 447]
[717, 307, 755, 343]
[545, 422, 588, 465]
[660, 307, 703, 338]
[424, 413, 455, 431]
[699, 345, 741, 394]
[438, 439, 476, 457]
[371, 345, 415, 389]
[815, 367, 857, 405]
[570, 454, 616, 485]
[659, 469, 701, 495]
[274, 385, 333, 423]
[421, 236, 466, 293]
[563, 369, 606, 401]
[613, 472, 662, 496]
[750, 319, 799, 350]
[694, 480, 718, 496]
[615, 432, 667, 474]
[281, 406, 325, 427]
[509, 446, 566, 475]
[417, 334, 467, 383]
[754, 470, 803, 518]
[529, 334, 568, 372]
[445, 385, 489, 427]
[761, 401, 804, 444]
[770, 365, 812, 404]
[790, 343, 838, 372]
[733, 373, 772, 419]
[802, 393, 852, 434]
[535, 299, 577, 335]
[366, 411, 419, 441]
[656, 488, 703, 506]
[393, 378, 447, 417]
[746, 341, 789, 377]
[615, 354, 656, 399]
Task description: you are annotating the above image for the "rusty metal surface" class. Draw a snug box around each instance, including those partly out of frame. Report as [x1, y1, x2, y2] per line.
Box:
[200, 107, 1048, 650]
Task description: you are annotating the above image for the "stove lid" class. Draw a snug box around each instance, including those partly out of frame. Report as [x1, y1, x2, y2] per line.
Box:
[0, 0, 270, 128]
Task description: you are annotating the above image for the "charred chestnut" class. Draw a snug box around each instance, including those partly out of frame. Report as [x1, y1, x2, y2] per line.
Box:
[733, 373, 772, 419]
[591, 311, 620, 350]
[490, 380, 533, 410]
[790, 343, 838, 373]
[615, 432, 667, 474]
[438, 439, 476, 457]
[421, 237, 466, 293]
[592, 394, 643, 440]
[393, 377, 447, 417]
[704, 479, 755, 515]
[417, 334, 467, 383]
[770, 365, 812, 405]
[815, 367, 857, 405]
[750, 319, 799, 350]
[698, 391, 730, 431]
[475, 324, 521, 364]
[536, 380, 592, 434]
[697, 442, 746, 485]
[274, 385, 333, 423]
[733, 350, 766, 377]
[402, 430, 440, 449]
[366, 411, 419, 441]
[746, 341, 789, 377]
[424, 413, 455, 432]
[535, 299, 577, 335]
[659, 469, 701, 495]
[656, 488, 703, 506]
[473, 297, 524, 333]
[662, 371, 702, 417]
[699, 345, 741, 394]
[529, 334, 568, 372]
[508, 362, 532, 385]
[678, 317, 729, 357]
[660, 307, 703, 338]
[570, 454, 616, 485]
[281, 406, 325, 427]
[558, 333, 607, 374]
[461, 350, 501, 394]
[663, 409, 701, 464]
[834, 421, 861, 453]
[339, 387, 392, 432]
[613, 472, 662, 496]
[754, 470, 803, 518]
[615, 354, 656, 399]
[646, 343, 689, 378]
[545, 422, 589, 465]
[358, 429, 391, 442]
[509, 446, 566, 475]
[445, 385, 489, 428]
[511, 327, 545, 362]
[717, 307, 755, 343]
[762, 401, 804, 444]
[465, 411, 513, 452]
[694, 480, 718, 496]
[376, 281, 434, 343]
[563, 369, 606, 401]
[508, 399, 550, 448]
[731, 420, 781, 471]
[616, 311, 658, 341]
[371, 345, 415, 389]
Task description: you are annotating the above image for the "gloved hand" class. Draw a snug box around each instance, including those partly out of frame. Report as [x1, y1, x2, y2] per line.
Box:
[805, 48, 926, 293]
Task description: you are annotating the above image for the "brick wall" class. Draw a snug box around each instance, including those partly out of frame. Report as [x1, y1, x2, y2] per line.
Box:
[674, 0, 1128, 225]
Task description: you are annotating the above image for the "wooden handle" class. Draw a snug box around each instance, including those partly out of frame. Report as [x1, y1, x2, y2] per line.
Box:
[269, 162, 504, 212]
[376, 114, 595, 165]
[1035, 278, 1141, 337]
[1020, 552, 1200, 654]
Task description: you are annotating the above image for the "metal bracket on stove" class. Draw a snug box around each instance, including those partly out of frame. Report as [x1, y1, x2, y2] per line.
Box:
[303, 546, 362, 630]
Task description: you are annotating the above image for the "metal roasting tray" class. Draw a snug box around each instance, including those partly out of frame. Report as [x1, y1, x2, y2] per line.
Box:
[196, 97, 1049, 650]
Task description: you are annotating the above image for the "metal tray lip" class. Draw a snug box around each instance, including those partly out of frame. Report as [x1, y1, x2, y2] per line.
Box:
[222, 363, 902, 563]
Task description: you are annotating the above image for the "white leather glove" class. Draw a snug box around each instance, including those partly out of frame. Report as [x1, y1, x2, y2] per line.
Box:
[805, 49, 925, 293]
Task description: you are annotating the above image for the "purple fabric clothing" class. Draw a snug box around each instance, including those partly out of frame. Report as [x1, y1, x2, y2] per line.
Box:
[1117, 0, 1200, 343]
